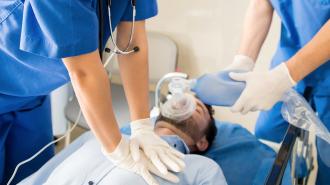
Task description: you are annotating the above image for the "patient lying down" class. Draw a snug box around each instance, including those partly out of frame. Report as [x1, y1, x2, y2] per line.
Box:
[19, 97, 227, 185]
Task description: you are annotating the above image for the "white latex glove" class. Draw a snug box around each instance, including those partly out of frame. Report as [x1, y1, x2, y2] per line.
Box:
[224, 55, 255, 72]
[130, 118, 185, 175]
[229, 63, 296, 114]
[102, 136, 179, 185]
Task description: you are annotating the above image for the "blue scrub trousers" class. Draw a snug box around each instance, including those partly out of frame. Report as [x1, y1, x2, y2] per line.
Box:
[255, 88, 330, 185]
[0, 96, 54, 185]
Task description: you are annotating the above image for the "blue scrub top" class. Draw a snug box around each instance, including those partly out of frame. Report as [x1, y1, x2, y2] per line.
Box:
[0, 0, 157, 100]
[269, 0, 330, 95]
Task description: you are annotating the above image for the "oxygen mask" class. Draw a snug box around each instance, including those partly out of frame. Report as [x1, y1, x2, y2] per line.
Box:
[160, 78, 196, 122]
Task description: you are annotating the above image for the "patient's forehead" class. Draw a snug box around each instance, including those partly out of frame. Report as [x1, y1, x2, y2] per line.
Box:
[192, 97, 211, 126]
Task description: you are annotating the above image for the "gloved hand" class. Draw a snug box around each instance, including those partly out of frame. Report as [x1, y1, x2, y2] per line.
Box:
[130, 118, 185, 175]
[224, 54, 255, 72]
[102, 136, 179, 185]
[229, 63, 297, 114]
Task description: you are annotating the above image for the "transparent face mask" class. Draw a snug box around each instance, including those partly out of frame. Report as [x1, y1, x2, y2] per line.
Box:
[160, 78, 197, 122]
[281, 89, 330, 144]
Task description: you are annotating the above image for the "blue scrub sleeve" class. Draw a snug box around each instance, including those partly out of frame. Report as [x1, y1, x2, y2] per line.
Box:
[20, 0, 99, 59]
[120, 0, 158, 21]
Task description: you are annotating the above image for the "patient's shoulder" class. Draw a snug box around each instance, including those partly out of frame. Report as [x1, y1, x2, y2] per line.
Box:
[184, 154, 219, 167]
[184, 154, 222, 175]
[183, 154, 228, 185]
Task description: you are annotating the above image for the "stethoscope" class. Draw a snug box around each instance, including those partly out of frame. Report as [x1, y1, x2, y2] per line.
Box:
[99, 0, 140, 66]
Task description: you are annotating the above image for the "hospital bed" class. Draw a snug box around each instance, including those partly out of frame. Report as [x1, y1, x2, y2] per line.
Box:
[265, 126, 313, 185]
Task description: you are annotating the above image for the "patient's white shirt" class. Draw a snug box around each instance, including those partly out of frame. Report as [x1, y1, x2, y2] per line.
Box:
[19, 132, 227, 185]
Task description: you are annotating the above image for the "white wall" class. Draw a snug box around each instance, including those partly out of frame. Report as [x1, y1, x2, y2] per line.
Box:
[147, 0, 281, 132]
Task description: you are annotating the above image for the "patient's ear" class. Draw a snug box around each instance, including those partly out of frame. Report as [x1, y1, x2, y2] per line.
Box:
[196, 136, 209, 152]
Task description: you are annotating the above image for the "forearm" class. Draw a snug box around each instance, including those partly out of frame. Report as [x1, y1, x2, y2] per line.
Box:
[238, 0, 274, 61]
[117, 21, 150, 120]
[63, 50, 121, 153]
[286, 20, 330, 82]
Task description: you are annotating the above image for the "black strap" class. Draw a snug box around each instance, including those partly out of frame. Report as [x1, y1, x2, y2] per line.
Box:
[97, 0, 104, 60]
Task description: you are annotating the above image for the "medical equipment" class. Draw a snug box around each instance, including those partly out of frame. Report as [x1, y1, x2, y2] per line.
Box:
[99, 0, 140, 66]
[278, 89, 330, 184]
[151, 72, 189, 118]
[265, 89, 330, 185]
[265, 89, 320, 185]
[292, 130, 314, 185]
[160, 78, 197, 122]
[191, 71, 246, 106]
[281, 89, 330, 144]
[168, 77, 191, 94]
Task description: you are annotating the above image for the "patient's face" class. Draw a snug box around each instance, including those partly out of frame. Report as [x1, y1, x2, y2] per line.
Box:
[154, 96, 212, 151]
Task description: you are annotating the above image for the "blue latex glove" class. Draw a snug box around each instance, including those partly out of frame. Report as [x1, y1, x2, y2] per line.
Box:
[191, 71, 245, 106]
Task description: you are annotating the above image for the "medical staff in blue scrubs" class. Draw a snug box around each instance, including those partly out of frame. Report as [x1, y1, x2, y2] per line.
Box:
[194, 0, 330, 184]
[0, 1, 184, 185]
[193, 0, 330, 185]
